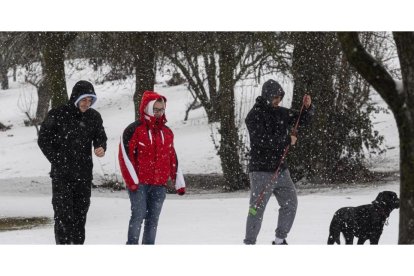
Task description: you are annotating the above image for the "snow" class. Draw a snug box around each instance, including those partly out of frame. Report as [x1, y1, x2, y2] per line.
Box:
[0, 179, 401, 245]
[395, 79, 404, 94]
[0, 61, 405, 275]
[368, 91, 399, 172]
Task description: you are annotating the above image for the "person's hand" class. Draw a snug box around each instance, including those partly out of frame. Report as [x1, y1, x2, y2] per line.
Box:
[177, 187, 186, 196]
[290, 135, 297, 146]
[94, 147, 105, 157]
[129, 184, 138, 192]
[303, 94, 311, 109]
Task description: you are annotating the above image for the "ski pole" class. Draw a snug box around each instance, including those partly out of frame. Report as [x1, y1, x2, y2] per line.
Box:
[249, 96, 308, 216]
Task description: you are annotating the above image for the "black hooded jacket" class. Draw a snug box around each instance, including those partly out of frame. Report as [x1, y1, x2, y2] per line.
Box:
[38, 82, 107, 181]
[246, 96, 314, 172]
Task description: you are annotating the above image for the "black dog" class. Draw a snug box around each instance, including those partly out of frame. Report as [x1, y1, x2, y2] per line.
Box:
[327, 191, 400, 245]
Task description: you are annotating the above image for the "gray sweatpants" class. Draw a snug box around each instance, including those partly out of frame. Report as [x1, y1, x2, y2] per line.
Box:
[244, 170, 298, 244]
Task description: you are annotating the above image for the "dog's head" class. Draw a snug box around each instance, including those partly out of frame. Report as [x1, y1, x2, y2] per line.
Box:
[373, 191, 400, 210]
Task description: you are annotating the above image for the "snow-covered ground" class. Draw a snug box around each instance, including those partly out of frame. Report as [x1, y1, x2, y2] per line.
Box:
[0, 178, 401, 245]
[0, 61, 405, 274]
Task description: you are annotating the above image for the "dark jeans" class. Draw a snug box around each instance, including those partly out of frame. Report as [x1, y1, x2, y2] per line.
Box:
[52, 178, 91, 245]
[126, 184, 166, 245]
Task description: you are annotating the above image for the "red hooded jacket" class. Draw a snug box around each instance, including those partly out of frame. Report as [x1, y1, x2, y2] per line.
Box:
[118, 91, 185, 193]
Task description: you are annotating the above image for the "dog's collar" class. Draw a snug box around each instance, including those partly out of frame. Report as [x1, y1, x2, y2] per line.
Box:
[373, 203, 391, 220]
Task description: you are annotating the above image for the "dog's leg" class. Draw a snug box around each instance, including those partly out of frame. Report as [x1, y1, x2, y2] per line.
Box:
[357, 238, 367, 245]
[345, 237, 354, 244]
[369, 236, 380, 245]
[327, 213, 342, 244]
[343, 232, 354, 244]
[327, 233, 340, 244]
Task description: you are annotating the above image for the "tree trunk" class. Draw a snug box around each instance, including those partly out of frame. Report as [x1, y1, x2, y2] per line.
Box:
[289, 32, 339, 182]
[13, 65, 16, 82]
[35, 79, 51, 123]
[40, 32, 77, 108]
[204, 53, 220, 123]
[217, 40, 248, 191]
[338, 31, 414, 244]
[132, 33, 156, 120]
[393, 32, 414, 244]
[0, 67, 8, 90]
[0, 55, 8, 90]
[395, 107, 414, 244]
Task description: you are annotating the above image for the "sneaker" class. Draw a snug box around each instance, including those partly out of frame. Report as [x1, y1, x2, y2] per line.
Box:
[272, 239, 288, 245]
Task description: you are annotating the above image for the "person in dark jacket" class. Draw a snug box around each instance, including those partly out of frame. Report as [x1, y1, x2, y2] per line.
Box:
[243, 79, 314, 245]
[38, 80, 107, 245]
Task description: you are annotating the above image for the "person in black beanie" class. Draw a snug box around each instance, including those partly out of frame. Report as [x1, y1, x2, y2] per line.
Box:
[38, 80, 107, 244]
[243, 79, 314, 245]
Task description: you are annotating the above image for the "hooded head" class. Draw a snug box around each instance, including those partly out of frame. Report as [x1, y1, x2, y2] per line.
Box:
[261, 79, 285, 104]
[139, 91, 167, 127]
[70, 80, 97, 110]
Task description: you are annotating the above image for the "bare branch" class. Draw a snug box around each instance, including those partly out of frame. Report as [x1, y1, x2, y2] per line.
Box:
[337, 32, 403, 111]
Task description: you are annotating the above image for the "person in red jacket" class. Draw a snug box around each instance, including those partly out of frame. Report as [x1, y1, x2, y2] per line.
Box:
[119, 90, 185, 244]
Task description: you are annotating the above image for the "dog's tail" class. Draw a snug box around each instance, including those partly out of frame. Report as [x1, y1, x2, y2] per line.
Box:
[327, 212, 341, 244]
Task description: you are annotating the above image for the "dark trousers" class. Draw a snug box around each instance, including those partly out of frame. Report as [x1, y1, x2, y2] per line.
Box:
[51, 178, 91, 245]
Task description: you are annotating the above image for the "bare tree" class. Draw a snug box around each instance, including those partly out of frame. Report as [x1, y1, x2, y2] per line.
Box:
[0, 33, 15, 90]
[289, 32, 340, 183]
[25, 65, 50, 123]
[131, 33, 156, 120]
[93, 32, 157, 120]
[162, 32, 221, 123]
[0, 54, 9, 89]
[338, 32, 414, 244]
[162, 32, 290, 124]
[215, 33, 249, 190]
[39, 32, 77, 108]
[1, 32, 56, 123]
[17, 89, 39, 136]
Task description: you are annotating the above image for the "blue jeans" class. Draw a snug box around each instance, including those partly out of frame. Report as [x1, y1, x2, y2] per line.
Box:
[126, 184, 167, 244]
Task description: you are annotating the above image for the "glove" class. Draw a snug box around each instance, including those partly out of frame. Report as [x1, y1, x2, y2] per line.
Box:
[177, 187, 185, 196]
[129, 184, 138, 192]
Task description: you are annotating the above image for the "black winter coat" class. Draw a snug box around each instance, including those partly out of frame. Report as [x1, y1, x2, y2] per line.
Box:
[245, 96, 314, 172]
[38, 91, 107, 181]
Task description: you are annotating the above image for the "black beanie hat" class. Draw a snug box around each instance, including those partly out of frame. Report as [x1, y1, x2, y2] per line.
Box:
[70, 80, 97, 106]
[261, 79, 285, 103]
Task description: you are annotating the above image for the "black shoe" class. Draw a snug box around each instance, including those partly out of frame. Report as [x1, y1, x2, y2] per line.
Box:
[272, 239, 288, 245]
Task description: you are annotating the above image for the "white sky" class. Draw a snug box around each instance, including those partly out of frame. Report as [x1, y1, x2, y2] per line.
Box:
[1, 0, 414, 31]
